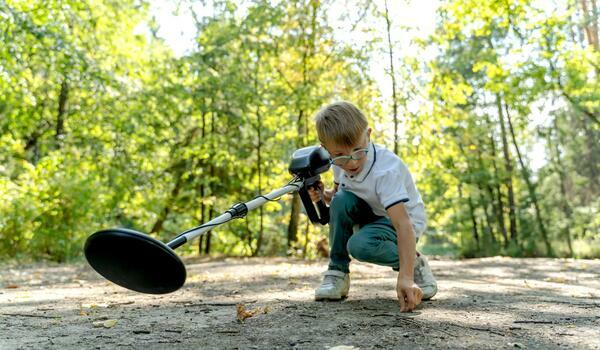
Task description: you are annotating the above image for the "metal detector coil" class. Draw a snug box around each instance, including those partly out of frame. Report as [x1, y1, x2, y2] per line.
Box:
[85, 145, 331, 294]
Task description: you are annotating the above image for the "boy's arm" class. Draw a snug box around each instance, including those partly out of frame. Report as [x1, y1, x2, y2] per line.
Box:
[387, 203, 423, 312]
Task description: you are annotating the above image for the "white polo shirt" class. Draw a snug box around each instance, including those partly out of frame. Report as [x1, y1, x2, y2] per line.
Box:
[332, 142, 427, 236]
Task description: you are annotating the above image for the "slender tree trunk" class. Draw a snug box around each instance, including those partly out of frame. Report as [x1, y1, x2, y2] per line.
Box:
[205, 111, 216, 255]
[288, 193, 301, 250]
[55, 78, 68, 147]
[476, 182, 496, 245]
[199, 110, 207, 255]
[384, 0, 399, 155]
[287, 109, 304, 249]
[460, 184, 480, 252]
[198, 189, 205, 254]
[580, 0, 600, 51]
[504, 104, 553, 256]
[495, 94, 518, 246]
[205, 208, 213, 255]
[474, 141, 498, 245]
[548, 123, 574, 257]
[483, 115, 509, 247]
[285, 2, 322, 251]
[253, 90, 264, 256]
[487, 132, 508, 247]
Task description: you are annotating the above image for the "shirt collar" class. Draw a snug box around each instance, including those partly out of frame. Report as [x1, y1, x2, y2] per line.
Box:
[343, 142, 376, 183]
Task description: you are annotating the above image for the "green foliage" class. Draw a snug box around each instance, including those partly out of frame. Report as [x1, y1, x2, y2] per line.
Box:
[0, 0, 597, 261]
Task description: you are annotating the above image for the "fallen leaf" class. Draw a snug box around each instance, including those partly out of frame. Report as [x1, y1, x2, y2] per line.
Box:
[236, 303, 266, 322]
[5, 284, 19, 289]
[93, 319, 118, 328]
[544, 277, 567, 283]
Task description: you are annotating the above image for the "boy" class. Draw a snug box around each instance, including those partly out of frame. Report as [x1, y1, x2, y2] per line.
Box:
[308, 101, 437, 313]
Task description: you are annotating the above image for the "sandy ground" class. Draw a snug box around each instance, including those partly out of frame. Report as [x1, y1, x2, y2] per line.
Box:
[0, 256, 599, 349]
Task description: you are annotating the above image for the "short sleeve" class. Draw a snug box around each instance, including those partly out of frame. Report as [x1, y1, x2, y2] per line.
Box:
[376, 169, 409, 210]
[333, 165, 342, 184]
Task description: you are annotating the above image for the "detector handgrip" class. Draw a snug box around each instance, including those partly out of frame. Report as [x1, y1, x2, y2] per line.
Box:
[299, 175, 329, 225]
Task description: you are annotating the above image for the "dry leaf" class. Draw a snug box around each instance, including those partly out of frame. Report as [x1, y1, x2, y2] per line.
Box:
[5, 284, 19, 289]
[93, 319, 118, 328]
[103, 319, 118, 328]
[236, 303, 266, 322]
[544, 276, 567, 283]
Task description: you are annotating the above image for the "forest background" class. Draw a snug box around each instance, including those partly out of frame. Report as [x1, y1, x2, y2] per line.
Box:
[0, 0, 598, 262]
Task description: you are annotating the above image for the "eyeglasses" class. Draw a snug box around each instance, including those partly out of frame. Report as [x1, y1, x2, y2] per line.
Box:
[330, 148, 369, 166]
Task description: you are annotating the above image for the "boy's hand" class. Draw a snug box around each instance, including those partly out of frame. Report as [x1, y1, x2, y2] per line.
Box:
[396, 275, 423, 312]
[307, 181, 335, 204]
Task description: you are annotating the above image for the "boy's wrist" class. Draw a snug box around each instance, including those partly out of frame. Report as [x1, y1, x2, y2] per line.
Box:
[398, 270, 413, 281]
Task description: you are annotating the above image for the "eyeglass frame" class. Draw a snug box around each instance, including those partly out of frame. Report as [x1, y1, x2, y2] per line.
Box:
[329, 147, 369, 166]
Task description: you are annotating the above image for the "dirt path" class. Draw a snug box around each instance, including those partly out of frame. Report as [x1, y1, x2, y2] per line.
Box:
[1, 257, 599, 349]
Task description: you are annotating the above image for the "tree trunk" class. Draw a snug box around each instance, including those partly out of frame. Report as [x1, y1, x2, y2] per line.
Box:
[476, 182, 496, 245]
[384, 0, 399, 155]
[205, 111, 216, 255]
[495, 94, 518, 246]
[288, 192, 301, 250]
[55, 78, 68, 147]
[199, 110, 207, 255]
[253, 85, 264, 257]
[580, 0, 600, 51]
[287, 109, 305, 249]
[460, 183, 480, 252]
[198, 186, 205, 254]
[205, 208, 213, 255]
[548, 123, 574, 257]
[504, 104, 553, 256]
[487, 129, 508, 247]
[474, 139, 498, 245]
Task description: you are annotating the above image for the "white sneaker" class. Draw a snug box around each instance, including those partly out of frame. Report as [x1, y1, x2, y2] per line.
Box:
[414, 255, 437, 300]
[314, 270, 350, 301]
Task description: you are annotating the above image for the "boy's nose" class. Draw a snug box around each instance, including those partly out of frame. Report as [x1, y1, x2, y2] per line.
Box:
[345, 158, 360, 167]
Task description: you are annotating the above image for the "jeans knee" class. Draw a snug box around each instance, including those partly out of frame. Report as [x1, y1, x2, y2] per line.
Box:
[347, 235, 372, 262]
[330, 190, 359, 217]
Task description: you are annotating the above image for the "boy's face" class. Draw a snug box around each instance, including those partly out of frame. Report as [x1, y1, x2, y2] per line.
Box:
[322, 128, 372, 176]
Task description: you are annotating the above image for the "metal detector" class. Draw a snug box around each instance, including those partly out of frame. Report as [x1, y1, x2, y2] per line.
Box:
[84, 145, 331, 294]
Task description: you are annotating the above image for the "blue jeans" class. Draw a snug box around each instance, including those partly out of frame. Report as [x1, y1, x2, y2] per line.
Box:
[328, 190, 408, 273]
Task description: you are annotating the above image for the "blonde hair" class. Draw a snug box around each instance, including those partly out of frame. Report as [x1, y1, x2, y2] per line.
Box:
[314, 101, 368, 147]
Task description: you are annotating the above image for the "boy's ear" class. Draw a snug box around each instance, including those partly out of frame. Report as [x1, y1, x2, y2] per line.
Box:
[367, 127, 372, 138]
